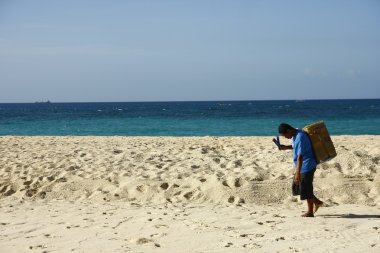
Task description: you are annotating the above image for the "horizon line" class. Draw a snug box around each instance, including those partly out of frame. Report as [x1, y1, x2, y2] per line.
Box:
[1, 97, 380, 104]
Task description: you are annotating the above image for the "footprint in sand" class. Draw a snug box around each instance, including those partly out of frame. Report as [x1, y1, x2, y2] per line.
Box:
[113, 149, 123, 154]
[154, 224, 169, 229]
[243, 243, 262, 249]
[234, 160, 242, 167]
[234, 178, 242, 187]
[150, 233, 167, 238]
[130, 237, 153, 245]
[39, 191, 47, 199]
[222, 180, 230, 187]
[56, 177, 67, 183]
[28, 244, 47, 250]
[25, 189, 37, 197]
[160, 183, 169, 190]
[136, 185, 145, 192]
[224, 242, 233, 247]
[183, 192, 193, 200]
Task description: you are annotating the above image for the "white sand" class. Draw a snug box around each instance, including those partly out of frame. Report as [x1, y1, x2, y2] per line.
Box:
[0, 136, 379, 252]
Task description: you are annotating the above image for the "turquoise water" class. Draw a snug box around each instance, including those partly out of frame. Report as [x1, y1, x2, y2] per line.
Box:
[0, 99, 379, 136]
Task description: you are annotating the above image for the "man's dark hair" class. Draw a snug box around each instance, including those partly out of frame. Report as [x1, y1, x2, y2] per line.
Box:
[278, 123, 295, 134]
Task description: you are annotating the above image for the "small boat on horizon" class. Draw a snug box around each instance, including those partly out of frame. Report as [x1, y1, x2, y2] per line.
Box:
[35, 100, 51, 104]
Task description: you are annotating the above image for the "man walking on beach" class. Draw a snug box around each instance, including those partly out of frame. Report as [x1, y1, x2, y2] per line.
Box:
[278, 123, 323, 217]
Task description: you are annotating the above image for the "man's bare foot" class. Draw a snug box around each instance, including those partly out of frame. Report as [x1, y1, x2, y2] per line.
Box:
[301, 212, 314, 217]
[314, 201, 323, 214]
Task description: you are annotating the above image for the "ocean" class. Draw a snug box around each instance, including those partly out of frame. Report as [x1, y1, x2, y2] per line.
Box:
[0, 99, 379, 136]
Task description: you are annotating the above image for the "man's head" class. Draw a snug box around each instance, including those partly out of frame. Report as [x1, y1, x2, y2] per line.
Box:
[278, 123, 296, 139]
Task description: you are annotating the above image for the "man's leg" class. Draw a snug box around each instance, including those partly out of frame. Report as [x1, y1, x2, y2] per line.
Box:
[313, 197, 323, 214]
[301, 201, 314, 217]
[306, 199, 314, 214]
[300, 170, 317, 217]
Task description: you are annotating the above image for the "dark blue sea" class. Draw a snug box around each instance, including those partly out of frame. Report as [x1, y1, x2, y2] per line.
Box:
[0, 99, 379, 136]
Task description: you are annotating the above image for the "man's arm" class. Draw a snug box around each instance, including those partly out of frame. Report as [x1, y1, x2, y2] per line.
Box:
[294, 155, 303, 184]
[280, 145, 293, 150]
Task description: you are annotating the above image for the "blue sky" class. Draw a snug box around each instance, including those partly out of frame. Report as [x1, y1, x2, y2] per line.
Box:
[0, 0, 379, 102]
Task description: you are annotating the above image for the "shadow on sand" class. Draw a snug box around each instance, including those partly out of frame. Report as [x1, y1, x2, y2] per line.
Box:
[319, 214, 380, 219]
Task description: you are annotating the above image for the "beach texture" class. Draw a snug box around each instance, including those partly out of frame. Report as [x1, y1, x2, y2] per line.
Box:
[1, 136, 380, 252]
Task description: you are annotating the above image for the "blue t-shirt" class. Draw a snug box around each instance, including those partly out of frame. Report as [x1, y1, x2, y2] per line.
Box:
[293, 130, 317, 173]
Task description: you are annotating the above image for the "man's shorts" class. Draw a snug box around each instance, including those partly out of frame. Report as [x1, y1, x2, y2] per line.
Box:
[300, 168, 316, 200]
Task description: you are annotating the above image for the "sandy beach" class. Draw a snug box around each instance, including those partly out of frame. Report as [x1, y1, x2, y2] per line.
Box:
[1, 136, 380, 252]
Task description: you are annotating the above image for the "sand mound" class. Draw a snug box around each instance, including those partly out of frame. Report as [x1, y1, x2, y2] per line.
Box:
[0, 136, 379, 205]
